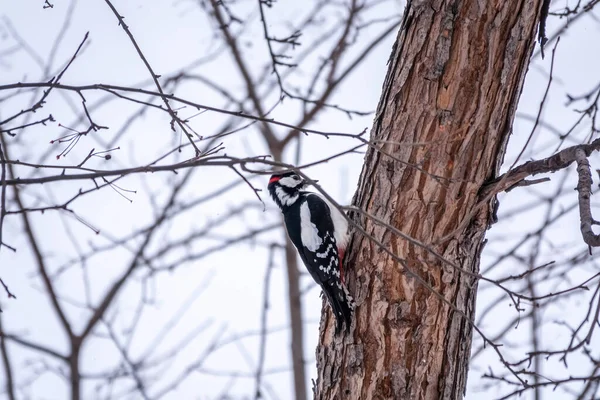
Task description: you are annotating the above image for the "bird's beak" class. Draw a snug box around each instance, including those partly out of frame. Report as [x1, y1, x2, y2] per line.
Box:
[303, 179, 318, 186]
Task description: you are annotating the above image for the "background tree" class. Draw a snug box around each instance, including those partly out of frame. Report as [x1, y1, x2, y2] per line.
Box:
[1, 1, 600, 400]
[0, 1, 399, 399]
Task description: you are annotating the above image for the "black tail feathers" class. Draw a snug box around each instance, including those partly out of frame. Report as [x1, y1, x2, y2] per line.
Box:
[323, 280, 355, 335]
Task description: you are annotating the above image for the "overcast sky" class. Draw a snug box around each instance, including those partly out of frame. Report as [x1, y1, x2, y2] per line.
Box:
[1, 1, 600, 399]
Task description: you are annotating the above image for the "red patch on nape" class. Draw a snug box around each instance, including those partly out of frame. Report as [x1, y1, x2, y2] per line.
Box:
[269, 175, 281, 184]
[339, 248, 346, 284]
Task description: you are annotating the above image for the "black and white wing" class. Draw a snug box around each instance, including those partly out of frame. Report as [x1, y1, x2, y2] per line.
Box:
[297, 194, 354, 332]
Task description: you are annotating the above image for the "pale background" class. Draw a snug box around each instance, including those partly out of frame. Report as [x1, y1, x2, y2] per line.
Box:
[1, 1, 599, 399]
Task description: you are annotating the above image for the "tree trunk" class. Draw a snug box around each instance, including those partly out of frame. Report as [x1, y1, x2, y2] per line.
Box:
[285, 237, 308, 400]
[272, 147, 308, 400]
[315, 0, 544, 399]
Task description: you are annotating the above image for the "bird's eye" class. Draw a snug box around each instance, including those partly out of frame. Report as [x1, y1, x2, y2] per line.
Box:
[294, 175, 301, 181]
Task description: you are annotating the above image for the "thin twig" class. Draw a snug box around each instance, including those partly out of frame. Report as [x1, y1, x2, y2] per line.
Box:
[102, 0, 202, 155]
[254, 244, 276, 400]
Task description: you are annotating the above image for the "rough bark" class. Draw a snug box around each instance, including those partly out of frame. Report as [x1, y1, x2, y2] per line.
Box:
[315, 0, 544, 399]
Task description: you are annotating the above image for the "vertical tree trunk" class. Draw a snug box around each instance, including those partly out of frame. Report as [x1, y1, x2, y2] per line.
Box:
[315, 0, 544, 399]
[70, 344, 80, 400]
[272, 147, 308, 400]
[285, 238, 308, 400]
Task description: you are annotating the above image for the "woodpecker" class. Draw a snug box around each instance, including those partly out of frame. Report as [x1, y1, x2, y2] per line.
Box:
[268, 171, 354, 333]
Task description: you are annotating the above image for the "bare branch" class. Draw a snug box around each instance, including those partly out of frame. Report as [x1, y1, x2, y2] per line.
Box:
[102, 0, 202, 156]
[254, 244, 276, 400]
[482, 138, 600, 197]
[575, 148, 600, 247]
[0, 316, 15, 400]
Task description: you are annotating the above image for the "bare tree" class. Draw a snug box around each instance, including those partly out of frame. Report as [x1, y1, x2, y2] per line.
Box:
[0, 0, 399, 399]
[2, 0, 600, 399]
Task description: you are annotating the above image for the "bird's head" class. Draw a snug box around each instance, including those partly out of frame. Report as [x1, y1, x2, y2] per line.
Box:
[268, 171, 312, 209]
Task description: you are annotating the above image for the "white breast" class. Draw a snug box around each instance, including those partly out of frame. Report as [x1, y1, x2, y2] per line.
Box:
[275, 186, 299, 206]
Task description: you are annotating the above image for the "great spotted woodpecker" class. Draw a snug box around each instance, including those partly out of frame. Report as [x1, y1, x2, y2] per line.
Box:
[268, 171, 354, 333]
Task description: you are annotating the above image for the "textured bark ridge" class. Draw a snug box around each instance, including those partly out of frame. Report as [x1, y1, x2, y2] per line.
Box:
[315, 1, 544, 399]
